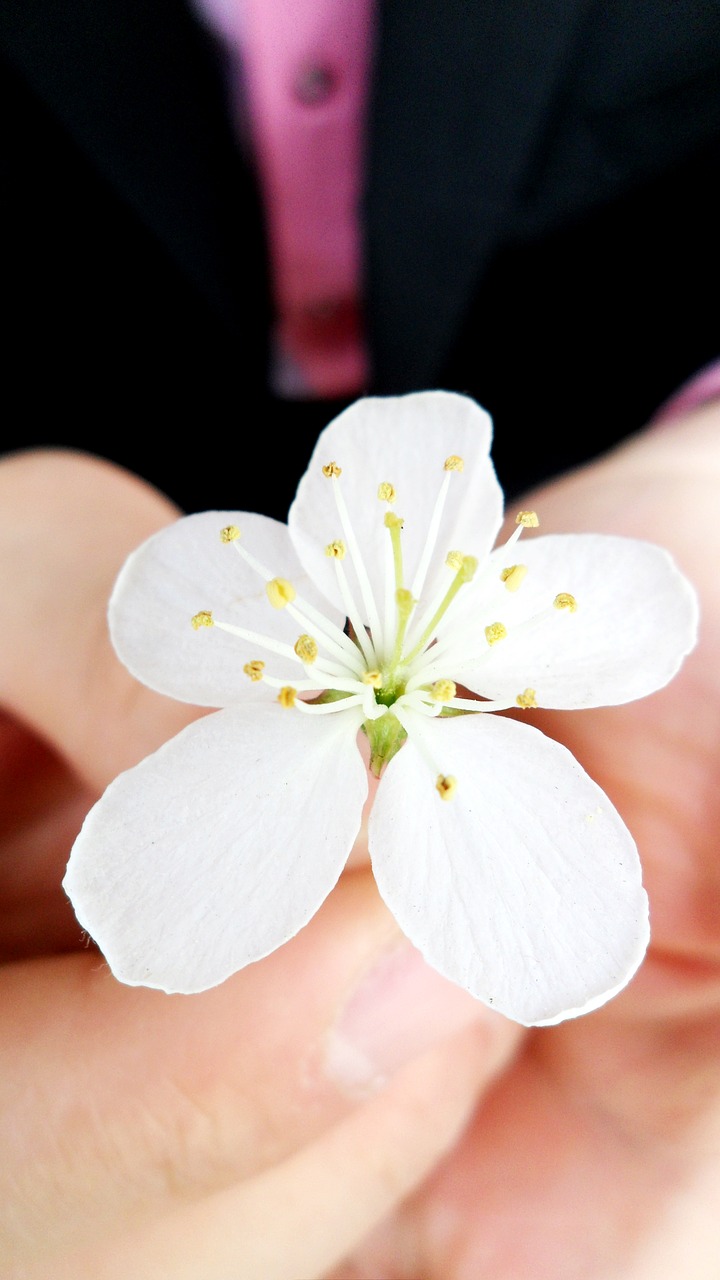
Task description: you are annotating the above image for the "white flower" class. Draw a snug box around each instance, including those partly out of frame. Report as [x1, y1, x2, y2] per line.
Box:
[63, 392, 698, 1026]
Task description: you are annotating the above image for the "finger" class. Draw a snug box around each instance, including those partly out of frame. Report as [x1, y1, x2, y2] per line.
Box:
[0, 870, 522, 1267]
[0, 450, 200, 790]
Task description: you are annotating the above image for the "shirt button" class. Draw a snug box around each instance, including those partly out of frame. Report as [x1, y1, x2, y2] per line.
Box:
[293, 63, 337, 105]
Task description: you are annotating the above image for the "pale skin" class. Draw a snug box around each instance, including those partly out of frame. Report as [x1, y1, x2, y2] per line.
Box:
[1, 401, 719, 1279]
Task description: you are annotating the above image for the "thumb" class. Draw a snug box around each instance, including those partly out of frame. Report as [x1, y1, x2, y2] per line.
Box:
[0, 449, 202, 790]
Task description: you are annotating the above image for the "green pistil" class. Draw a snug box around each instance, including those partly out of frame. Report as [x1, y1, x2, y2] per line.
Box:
[403, 554, 478, 664]
[363, 710, 408, 776]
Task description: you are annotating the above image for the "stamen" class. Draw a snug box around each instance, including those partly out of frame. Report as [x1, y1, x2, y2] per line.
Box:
[220, 525, 240, 543]
[363, 670, 382, 688]
[294, 635, 318, 663]
[500, 564, 527, 592]
[409, 465, 456, 601]
[446, 550, 464, 571]
[554, 592, 578, 612]
[516, 688, 538, 708]
[266, 578, 296, 609]
[331, 554, 378, 668]
[278, 686, 297, 708]
[404, 555, 478, 663]
[390, 587, 415, 668]
[484, 622, 508, 646]
[322, 462, 342, 478]
[444, 455, 464, 472]
[293, 694, 366, 717]
[328, 472, 384, 654]
[243, 660, 265, 681]
[431, 679, 456, 702]
[325, 540, 346, 559]
[191, 611, 214, 629]
[436, 774, 458, 801]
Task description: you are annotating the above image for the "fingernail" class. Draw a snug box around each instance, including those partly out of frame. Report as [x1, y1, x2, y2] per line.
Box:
[324, 942, 501, 1094]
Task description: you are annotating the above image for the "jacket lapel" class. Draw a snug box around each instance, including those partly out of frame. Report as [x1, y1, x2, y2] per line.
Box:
[365, 0, 592, 390]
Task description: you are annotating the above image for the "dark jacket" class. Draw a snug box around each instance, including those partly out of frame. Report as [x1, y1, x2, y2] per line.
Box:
[2, 0, 719, 515]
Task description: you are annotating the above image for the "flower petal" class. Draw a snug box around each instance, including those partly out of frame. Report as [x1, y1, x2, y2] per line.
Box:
[288, 391, 504, 622]
[368, 712, 649, 1026]
[456, 534, 699, 708]
[110, 511, 346, 706]
[63, 703, 368, 992]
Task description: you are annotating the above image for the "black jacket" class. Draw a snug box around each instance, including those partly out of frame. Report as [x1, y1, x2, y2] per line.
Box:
[2, 0, 719, 515]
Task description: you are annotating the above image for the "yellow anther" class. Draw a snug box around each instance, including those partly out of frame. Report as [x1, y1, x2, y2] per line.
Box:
[436, 774, 458, 801]
[191, 610, 214, 629]
[396, 587, 414, 610]
[384, 511, 404, 530]
[266, 578, 296, 609]
[516, 510, 539, 528]
[459, 554, 478, 583]
[322, 461, 342, 479]
[325, 540, 346, 559]
[294, 634, 318, 663]
[377, 482, 396, 503]
[362, 670, 382, 688]
[243, 660, 265, 682]
[485, 621, 508, 646]
[278, 686, 297, 708]
[500, 564, 528, 592]
[444, 455, 465, 472]
[431, 679, 457, 703]
[446, 550, 464, 571]
[554, 592, 578, 612]
[516, 688, 538, 709]
[219, 525, 240, 543]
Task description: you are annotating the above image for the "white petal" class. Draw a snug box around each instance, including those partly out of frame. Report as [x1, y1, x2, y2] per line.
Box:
[63, 703, 368, 992]
[110, 511, 346, 706]
[288, 391, 504, 621]
[456, 534, 698, 708]
[368, 712, 649, 1026]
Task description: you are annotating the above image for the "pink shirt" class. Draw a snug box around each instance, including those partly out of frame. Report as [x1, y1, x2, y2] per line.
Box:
[195, 0, 374, 397]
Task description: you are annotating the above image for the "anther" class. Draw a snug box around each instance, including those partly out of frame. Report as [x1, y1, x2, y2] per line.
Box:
[294, 635, 319, 663]
[516, 688, 538, 708]
[325, 540, 346, 559]
[377, 482, 396, 503]
[266, 578, 296, 609]
[191, 610, 214, 629]
[459, 555, 478, 583]
[243, 660, 265, 682]
[444, 455, 464, 472]
[516, 510, 539, 528]
[278, 686, 297, 708]
[396, 587, 414, 611]
[362, 670, 382, 688]
[322, 462, 342, 479]
[500, 564, 528, 592]
[554, 592, 578, 612]
[485, 621, 508, 646]
[436, 774, 458, 801]
[445, 550, 464, 571]
[431, 679, 457, 702]
[220, 525, 240, 543]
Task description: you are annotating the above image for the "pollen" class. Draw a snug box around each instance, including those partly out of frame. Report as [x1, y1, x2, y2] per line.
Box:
[485, 621, 508, 646]
[294, 634, 319, 663]
[243, 660, 265, 682]
[377, 481, 396, 503]
[446, 550, 464, 571]
[396, 587, 414, 610]
[219, 525, 240, 543]
[384, 512, 404, 530]
[516, 688, 538, 708]
[278, 686, 297, 708]
[554, 592, 578, 612]
[266, 578, 296, 609]
[500, 564, 528, 592]
[436, 774, 458, 801]
[431, 679, 457, 702]
[516, 510, 540, 528]
[325, 540, 346, 559]
[191, 610, 214, 629]
[362, 670, 382, 688]
[444, 455, 465, 472]
[322, 462, 342, 479]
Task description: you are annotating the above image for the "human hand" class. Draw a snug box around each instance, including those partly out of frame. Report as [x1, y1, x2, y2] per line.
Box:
[329, 397, 720, 1279]
[0, 449, 521, 1279]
